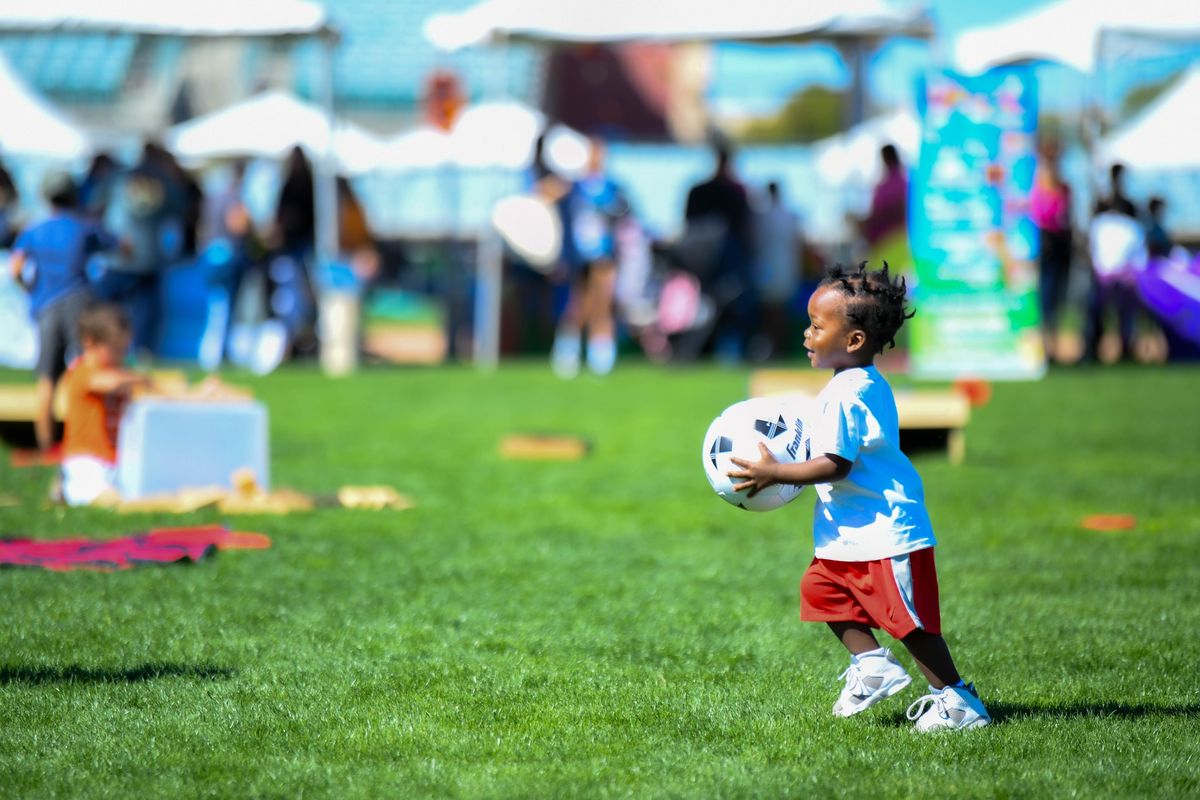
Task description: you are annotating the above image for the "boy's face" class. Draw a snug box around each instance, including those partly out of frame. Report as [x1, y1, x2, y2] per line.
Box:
[804, 286, 868, 371]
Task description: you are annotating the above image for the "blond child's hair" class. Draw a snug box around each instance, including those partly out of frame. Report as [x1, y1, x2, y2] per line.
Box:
[78, 303, 131, 348]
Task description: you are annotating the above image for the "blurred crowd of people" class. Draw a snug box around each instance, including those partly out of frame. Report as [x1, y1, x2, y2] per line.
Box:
[2, 142, 378, 451]
[1033, 143, 1185, 365]
[3, 125, 1189, 423]
[514, 135, 821, 377]
[514, 132, 1192, 377]
[4, 142, 379, 353]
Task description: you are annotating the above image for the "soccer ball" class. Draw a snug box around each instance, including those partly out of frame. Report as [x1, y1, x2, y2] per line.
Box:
[701, 396, 814, 512]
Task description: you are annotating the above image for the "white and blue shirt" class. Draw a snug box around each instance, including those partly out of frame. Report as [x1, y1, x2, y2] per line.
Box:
[810, 366, 936, 561]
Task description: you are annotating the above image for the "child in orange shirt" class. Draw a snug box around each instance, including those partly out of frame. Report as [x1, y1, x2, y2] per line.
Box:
[59, 304, 150, 506]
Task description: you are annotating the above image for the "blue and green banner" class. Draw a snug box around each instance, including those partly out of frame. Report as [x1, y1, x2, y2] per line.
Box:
[908, 67, 1045, 379]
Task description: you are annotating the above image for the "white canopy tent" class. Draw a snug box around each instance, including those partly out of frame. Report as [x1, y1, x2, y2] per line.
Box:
[0, 51, 89, 160]
[424, 0, 931, 50]
[0, 0, 332, 39]
[425, 0, 931, 127]
[951, 0, 1200, 75]
[950, 0, 1200, 213]
[1101, 66, 1200, 171]
[166, 91, 385, 176]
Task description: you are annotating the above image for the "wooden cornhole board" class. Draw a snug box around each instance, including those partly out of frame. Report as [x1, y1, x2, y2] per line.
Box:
[499, 434, 590, 461]
[0, 384, 66, 422]
[363, 323, 447, 365]
[748, 369, 970, 464]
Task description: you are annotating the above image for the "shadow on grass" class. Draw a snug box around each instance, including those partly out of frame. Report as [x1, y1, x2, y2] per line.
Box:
[877, 700, 1200, 727]
[0, 663, 235, 685]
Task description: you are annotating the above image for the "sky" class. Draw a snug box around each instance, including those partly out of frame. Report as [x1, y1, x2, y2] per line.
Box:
[706, 0, 1197, 120]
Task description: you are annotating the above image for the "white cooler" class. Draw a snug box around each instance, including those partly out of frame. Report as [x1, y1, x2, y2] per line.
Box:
[116, 399, 269, 499]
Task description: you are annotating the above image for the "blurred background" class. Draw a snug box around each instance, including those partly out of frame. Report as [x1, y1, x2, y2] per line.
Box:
[2, 0, 1198, 375]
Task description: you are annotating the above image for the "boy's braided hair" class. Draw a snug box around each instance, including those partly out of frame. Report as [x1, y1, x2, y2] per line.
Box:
[819, 261, 915, 354]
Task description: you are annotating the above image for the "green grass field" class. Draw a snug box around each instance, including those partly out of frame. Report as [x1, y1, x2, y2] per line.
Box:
[2, 362, 1199, 798]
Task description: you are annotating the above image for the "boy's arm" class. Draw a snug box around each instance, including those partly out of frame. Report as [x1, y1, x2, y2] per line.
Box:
[145, 375, 252, 401]
[84, 368, 152, 396]
[729, 443, 852, 497]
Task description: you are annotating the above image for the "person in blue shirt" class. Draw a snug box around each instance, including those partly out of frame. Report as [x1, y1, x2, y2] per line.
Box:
[551, 137, 630, 377]
[9, 170, 121, 452]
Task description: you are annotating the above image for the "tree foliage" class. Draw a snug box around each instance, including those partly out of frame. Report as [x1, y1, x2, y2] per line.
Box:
[1118, 72, 1181, 125]
[738, 85, 846, 144]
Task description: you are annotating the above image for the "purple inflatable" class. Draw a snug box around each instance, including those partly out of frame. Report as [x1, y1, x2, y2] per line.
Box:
[1138, 254, 1200, 356]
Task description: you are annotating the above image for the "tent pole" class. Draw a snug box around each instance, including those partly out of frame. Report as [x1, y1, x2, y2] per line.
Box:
[472, 32, 509, 370]
[839, 38, 873, 129]
[313, 35, 339, 271]
[313, 34, 352, 375]
[1087, 28, 1107, 207]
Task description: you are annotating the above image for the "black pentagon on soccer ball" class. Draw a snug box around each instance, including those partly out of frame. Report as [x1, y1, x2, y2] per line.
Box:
[709, 435, 733, 469]
[754, 415, 788, 440]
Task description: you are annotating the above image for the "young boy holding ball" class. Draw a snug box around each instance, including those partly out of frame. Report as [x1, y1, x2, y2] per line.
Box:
[729, 262, 991, 732]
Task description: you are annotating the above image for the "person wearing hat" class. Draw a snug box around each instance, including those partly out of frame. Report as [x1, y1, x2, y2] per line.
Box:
[9, 170, 123, 452]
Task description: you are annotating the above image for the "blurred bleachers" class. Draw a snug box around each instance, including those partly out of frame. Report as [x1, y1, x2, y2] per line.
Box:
[292, 0, 540, 109]
[0, 33, 135, 99]
[1, 1, 543, 116]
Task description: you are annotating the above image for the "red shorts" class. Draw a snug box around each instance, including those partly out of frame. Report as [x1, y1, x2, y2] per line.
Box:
[800, 548, 941, 639]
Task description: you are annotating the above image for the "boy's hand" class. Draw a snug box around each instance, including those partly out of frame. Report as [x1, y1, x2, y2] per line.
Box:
[728, 443, 779, 497]
[120, 372, 155, 398]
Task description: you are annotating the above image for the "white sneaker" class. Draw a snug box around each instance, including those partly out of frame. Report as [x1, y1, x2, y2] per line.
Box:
[550, 333, 580, 379]
[906, 683, 991, 732]
[585, 335, 616, 376]
[832, 649, 913, 717]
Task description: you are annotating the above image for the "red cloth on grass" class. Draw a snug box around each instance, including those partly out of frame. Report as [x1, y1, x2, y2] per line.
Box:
[0, 525, 270, 571]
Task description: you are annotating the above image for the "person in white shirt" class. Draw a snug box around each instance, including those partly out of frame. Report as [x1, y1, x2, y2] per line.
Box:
[1084, 204, 1146, 363]
[728, 262, 990, 732]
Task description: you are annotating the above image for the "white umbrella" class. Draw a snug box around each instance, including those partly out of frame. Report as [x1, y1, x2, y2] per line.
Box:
[449, 100, 544, 169]
[166, 90, 385, 175]
[379, 103, 542, 173]
[381, 126, 453, 171]
[380, 101, 591, 174]
[0, 51, 89, 159]
[333, 123, 389, 176]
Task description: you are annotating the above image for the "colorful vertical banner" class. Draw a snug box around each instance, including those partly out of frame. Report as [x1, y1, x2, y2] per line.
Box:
[909, 67, 1045, 379]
